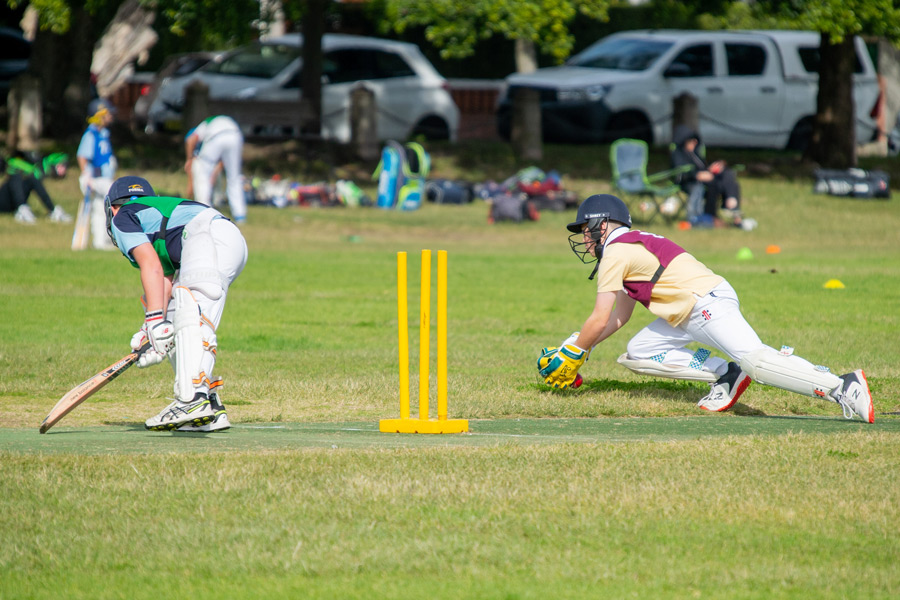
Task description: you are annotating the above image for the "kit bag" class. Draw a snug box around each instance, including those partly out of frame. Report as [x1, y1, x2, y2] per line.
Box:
[813, 168, 890, 199]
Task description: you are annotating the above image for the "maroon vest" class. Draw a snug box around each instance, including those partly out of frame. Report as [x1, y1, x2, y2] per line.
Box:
[607, 230, 686, 307]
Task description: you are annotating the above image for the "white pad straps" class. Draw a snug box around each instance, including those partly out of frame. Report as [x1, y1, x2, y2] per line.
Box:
[617, 353, 718, 383]
[739, 348, 842, 400]
[173, 286, 204, 402]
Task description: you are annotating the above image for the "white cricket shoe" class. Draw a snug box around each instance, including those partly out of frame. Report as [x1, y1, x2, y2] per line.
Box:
[49, 206, 73, 222]
[177, 392, 231, 432]
[698, 362, 752, 412]
[835, 370, 874, 423]
[145, 394, 215, 431]
[14, 204, 36, 224]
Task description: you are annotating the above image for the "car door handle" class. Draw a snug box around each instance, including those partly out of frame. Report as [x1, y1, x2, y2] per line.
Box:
[760, 86, 777, 94]
[706, 87, 723, 94]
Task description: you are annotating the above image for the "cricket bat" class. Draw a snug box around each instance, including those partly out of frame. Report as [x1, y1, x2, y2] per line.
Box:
[71, 186, 91, 251]
[39, 343, 150, 434]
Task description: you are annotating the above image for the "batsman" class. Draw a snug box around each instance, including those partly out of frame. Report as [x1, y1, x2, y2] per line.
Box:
[538, 193, 874, 423]
[105, 176, 248, 431]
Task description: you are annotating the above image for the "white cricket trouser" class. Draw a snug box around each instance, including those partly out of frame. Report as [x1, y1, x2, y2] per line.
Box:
[625, 281, 770, 378]
[191, 131, 246, 221]
[79, 175, 114, 249]
[167, 216, 248, 396]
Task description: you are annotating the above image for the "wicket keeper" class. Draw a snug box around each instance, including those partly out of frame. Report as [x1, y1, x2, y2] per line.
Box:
[538, 194, 874, 422]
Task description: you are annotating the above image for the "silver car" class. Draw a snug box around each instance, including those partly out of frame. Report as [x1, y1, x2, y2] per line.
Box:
[148, 33, 459, 143]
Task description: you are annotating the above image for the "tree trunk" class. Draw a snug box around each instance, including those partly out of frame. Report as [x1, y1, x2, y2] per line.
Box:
[28, 3, 96, 138]
[300, 0, 326, 146]
[804, 34, 857, 167]
[512, 38, 542, 159]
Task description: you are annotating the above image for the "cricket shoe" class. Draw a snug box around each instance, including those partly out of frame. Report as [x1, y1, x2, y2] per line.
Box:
[177, 391, 231, 432]
[145, 393, 215, 431]
[698, 362, 751, 412]
[834, 370, 874, 423]
[49, 206, 73, 223]
[14, 204, 36, 224]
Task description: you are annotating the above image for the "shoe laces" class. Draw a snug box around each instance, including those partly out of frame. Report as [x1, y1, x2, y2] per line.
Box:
[837, 398, 855, 420]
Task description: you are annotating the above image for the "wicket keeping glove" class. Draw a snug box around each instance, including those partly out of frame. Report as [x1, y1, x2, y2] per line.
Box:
[539, 344, 587, 389]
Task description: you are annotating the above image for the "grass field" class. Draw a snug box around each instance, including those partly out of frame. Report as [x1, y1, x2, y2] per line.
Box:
[1, 142, 899, 598]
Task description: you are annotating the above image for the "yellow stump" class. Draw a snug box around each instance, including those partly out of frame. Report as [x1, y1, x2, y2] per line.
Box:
[380, 249, 469, 434]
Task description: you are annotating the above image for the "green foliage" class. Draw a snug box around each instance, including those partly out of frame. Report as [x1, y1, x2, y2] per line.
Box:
[382, 0, 611, 63]
[146, 0, 262, 49]
[754, 0, 900, 42]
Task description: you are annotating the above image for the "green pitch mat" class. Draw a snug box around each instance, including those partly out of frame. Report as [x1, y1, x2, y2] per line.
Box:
[3, 415, 898, 454]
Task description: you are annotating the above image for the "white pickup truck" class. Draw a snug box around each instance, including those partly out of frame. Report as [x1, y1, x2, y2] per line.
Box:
[497, 29, 881, 149]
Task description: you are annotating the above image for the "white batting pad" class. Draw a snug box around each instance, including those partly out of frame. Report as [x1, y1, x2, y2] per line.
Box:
[740, 348, 842, 400]
[617, 353, 718, 383]
[173, 287, 204, 402]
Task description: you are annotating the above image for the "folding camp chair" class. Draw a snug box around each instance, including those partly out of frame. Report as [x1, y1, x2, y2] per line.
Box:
[610, 138, 691, 224]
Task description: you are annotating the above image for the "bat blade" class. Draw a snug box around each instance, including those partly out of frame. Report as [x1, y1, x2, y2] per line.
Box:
[40, 346, 146, 434]
[71, 187, 91, 251]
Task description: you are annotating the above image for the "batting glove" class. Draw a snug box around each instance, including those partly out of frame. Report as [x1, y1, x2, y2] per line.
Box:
[539, 344, 587, 389]
[130, 329, 164, 369]
[143, 310, 175, 356]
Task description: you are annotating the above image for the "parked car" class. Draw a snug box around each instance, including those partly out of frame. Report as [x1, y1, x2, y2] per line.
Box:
[0, 27, 31, 100]
[133, 52, 220, 133]
[496, 29, 881, 149]
[147, 34, 460, 143]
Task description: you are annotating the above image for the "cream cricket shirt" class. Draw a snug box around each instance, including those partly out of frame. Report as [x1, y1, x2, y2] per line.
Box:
[595, 228, 723, 327]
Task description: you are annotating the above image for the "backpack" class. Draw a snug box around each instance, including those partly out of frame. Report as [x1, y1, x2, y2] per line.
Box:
[488, 193, 539, 224]
[372, 141, 431, 210]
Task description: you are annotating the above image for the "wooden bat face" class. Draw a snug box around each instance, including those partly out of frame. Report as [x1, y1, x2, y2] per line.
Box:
[39, 344, 148, 434]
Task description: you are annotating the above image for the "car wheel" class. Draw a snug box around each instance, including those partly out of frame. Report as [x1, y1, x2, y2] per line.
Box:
[606, 111, 652, 144]
[786, 118, 813, 151]
[411, 116, 450, 141]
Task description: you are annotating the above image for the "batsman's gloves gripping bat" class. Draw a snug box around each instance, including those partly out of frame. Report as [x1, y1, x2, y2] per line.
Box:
[130, 330, 165, 368]
[143, 310, 175, 355]
[538, 344, 587, 389]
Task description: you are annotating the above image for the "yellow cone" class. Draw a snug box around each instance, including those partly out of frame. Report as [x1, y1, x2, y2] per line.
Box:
[824, 279, 846, 289]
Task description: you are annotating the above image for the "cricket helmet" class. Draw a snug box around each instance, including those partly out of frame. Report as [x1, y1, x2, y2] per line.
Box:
[105, 176, 156, 246]
[567, 194, 632, 270]
[87, 98, 114, 125]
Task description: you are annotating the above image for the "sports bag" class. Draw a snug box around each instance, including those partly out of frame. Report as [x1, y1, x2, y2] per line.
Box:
[373, 141, 431, 210]
[426, 179, 473, 204]
[813, 168, 890, 199]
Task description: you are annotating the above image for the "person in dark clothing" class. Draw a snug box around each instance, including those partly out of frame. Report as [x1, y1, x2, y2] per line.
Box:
[670, 125, 745, 228]
[0, 151, 72, 224]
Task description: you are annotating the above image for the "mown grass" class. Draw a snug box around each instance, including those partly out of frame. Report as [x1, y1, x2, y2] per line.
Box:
[1, 141, 899, 598]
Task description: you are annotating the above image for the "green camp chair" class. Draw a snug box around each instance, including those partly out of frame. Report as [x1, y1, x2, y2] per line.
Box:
[610, 138, 691, 224]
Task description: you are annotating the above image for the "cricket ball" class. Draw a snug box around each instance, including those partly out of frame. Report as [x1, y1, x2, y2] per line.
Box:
[572, 374, 583, 389]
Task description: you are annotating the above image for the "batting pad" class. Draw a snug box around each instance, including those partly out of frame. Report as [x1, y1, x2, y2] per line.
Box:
[173, 287, 204, 402]
[617, 353, 718, 383]
[739, 348, 842, 400]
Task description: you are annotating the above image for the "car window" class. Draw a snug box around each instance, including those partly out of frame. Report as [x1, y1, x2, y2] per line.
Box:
[669, 44, 713, 77]
[725, 43, 767, 76]
[205, 43, 300, 79]
[797, 46, 864, 74]
[323, 49, 415, 83]
[567, 38, 673, 71]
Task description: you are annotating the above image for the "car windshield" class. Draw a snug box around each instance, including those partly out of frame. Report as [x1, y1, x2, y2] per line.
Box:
[568, 38, 673, 71]
[205, 43, 300, 79]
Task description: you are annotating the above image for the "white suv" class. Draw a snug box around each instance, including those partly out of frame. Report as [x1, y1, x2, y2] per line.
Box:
[497, 29, 880, 149]
[149, 34, 460, 143]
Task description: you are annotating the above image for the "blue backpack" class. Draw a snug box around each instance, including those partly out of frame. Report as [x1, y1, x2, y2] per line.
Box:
[373, 141, 430, 210]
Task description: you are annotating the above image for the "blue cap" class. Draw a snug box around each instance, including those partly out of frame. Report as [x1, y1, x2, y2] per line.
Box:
[106, 176, 155, 205]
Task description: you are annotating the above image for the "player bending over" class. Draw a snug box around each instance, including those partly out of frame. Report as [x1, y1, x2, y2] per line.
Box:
[538, 194, 873, 423]
[105, 176, 248, 431]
